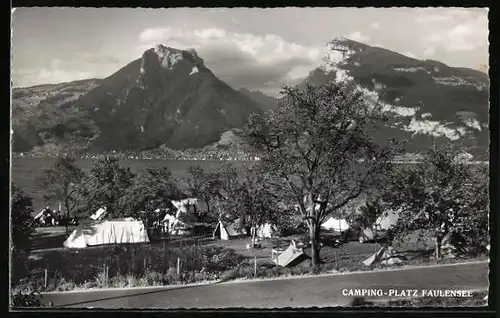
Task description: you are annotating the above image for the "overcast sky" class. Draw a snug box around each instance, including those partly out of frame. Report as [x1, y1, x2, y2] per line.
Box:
[11, 7, 488, 96]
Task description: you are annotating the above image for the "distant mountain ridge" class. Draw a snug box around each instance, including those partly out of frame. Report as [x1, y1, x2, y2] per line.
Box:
[11, 40, 489, 158]
[238, 88, 277, 112]
[12, 78, 102, 153]
[12, 45, 265, 154]
[300, 38, 489, 157]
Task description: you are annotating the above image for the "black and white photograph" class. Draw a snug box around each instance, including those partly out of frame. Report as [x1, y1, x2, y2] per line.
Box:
[10, 7, 490, 309]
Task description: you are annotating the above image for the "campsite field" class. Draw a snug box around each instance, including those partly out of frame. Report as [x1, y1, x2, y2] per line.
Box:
[13, 236, 383, 293]
[14, 223, 483, 295]
[29, 226, 77, 251]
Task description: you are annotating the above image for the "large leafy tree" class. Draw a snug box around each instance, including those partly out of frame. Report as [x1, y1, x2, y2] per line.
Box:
[211, 163, 242, 222]
[11, 184, 36, 250]
[38, 156, 84, 232]
[79, 156, 135, 218]
[224, 164, 281, 246]
[383, 146, 489, 259]
[245, 81, 399, 268]
[186, 165, 223, 216]
[121, 167, 184, 218]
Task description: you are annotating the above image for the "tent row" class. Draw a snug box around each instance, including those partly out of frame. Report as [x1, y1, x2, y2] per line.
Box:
[63, 195, 401, 249]
[321, 210, 400, 243]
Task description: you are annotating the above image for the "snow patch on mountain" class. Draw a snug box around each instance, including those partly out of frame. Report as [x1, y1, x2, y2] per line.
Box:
[154, 45, 183, 69]
[140, 61, 145, 74]
[190, 66, 199, 75]
[404, 117, 466, 141]
[464, 118, 482, 131]
[355, 86, 417, 117]
[394, 66, 430, 74]
[421, 112, 432, 119]
[433, 75, 487, 91]
[322, 40, 419, 119]
[383, 105, 418, 117]
[454, 152, 474, 162]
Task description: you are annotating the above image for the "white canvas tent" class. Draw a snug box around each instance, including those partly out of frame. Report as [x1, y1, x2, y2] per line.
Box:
[359, 227, 376, 242]
[321, 217, 350, 232]
[254, 223, 277, 239]
[34, 207, 57, 225]
[272, 241, 307, 267]
[33, 208, 50, 221]
[90, 207, 107, 221]
[162, 214, 192, 236]
[213, 220, 247, 240]
[363, 246, 403, 267]
[63, 218, 150, 248]
[374, 210, 399, 231]
[171, 198, 209, 218]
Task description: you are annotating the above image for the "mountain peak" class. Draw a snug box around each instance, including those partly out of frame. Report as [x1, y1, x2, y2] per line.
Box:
[151, 45, 185, 69]
[143, 45, 204, 71]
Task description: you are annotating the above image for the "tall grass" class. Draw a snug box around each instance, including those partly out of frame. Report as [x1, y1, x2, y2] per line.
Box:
[11, 243, 246, 292]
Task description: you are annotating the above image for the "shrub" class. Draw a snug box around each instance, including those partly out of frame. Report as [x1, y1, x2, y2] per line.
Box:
[11, 290, 43, 308]
[11, 184, 36, 251]
[109, 275, 128, 288]
[193, 271, 214, 282]
[163, 268, 180, 285]
[144, 271, 162, 285]
[202, 247, 245, 273]
[54, 277, 76, 291]
[220, 268, 241, 281]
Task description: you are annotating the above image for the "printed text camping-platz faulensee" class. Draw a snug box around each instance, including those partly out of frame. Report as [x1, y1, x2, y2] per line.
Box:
[342, 289, 475, 297]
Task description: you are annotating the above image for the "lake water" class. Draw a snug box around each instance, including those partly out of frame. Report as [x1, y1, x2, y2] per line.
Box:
[11, 157, 252, 214]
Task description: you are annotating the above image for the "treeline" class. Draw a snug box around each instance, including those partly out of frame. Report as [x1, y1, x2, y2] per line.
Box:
[11, 79, 490, 270]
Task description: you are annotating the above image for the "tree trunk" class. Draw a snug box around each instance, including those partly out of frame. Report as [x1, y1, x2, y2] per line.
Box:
[309, 225, 321, 269]
[64, 198, 70, 234]
[435, 235, 443, 260]
[251, 226, 257, 248]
